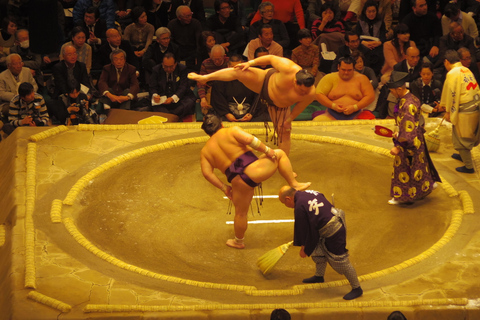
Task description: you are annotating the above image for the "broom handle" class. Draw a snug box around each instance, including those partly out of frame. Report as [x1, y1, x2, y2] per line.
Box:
[436, 115, 445, 129]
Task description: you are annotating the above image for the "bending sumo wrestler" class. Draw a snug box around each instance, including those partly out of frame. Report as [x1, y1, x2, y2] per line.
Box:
[189, 55, 316, 155]
[200, 114, 311, 249]
[314, 56, 375, 121]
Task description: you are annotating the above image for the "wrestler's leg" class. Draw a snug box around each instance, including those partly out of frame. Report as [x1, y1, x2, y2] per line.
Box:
[188, 67, 265, 93]
[226, 177, 255, 249]
[244, 149, 310, 190]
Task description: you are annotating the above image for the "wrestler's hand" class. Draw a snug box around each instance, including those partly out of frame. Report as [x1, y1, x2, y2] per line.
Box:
[282, 119, 292, 133]
[234, 62, 250, 71]
[266, 148, 277, 160]
[343, 105, 357, 115]
[224, 185, 233, 200]
[390, 146, 400, 155]
[299, 246, 307, 258]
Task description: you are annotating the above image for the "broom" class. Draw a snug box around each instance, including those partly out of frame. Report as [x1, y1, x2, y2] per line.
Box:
[425, 116, 445, 152]
[257, 241, 293, 275]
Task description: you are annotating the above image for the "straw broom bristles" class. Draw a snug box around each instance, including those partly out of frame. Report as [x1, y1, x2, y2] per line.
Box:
[257, 241, 293, 275]
[425, 116, 445, 152]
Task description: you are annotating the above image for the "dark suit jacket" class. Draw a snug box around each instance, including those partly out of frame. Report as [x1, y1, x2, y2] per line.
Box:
[77, 19, 108, 48]
[435, 33, 477, 68]
[97, 63, 140, 98]
[148, 63, 194, 100]
[52, 61, 91, 99]
[393, 59, 423, 84]
[98, 40, 139, 69]
[142, 42, 179, 72]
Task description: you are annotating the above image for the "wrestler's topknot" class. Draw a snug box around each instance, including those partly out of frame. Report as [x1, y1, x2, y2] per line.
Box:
[201, 114, 222, 136]
[295, 69, 315, 87]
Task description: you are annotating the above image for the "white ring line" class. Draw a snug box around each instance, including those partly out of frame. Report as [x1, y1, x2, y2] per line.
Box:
[223, 195, 279, 199]
[226, 219, 294, 225]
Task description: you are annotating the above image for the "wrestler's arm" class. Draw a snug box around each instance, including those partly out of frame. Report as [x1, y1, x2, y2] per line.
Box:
[289, 92, 315, 121]
[200, 152, 232, 199]
[232, 126, 276, 159]
[315, 74, 345, 112]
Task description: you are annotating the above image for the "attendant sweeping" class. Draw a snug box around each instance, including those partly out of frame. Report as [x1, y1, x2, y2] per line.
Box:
[278, 186, 363, 300]
[387, 71, 441, 205]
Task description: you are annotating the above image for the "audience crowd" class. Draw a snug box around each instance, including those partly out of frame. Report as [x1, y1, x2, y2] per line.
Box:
[0, 0, 479, 137]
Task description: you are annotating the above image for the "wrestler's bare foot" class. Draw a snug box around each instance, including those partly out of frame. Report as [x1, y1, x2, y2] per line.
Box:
[226, 238, 245, 249]
[293, 172, 298, 178]
[187, 72, 206, 84]
[292, 182, 311, 191]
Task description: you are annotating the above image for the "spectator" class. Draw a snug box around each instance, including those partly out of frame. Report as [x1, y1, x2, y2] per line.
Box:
[291, 28, 321, 85]
[247, 24, 283, 60]
[77, 6, 108, 59]
[123, 6, 155, 61]
[197, 44, 229, 114]
[331, 32, 370, 73]
[205, 0, 245, 54]
[441, 3, 478, 39]
[196, 31, 216, 69]
[114, 0, 133, 31]
[10, 29, 43, 89]
[435, 22, 477, 72]
[355, 0, 386, 74]
[352, 51, 378, 89]
[97, 49, 140, 110]
[73, 0, 116, 29]
[311, 2, 345, 40]
[144, 0, 171, 30]
[393, 46, 422, 84]
[458, 46, 480, 81]
[0, 17, 17, 67]
[61, 79, 98, 125]
[253, 46, 271, 69]
[229, 0, 248, 28]
[169, 0, 206, 25]
[98, 28, 139, 69]
[410, 62, 444, 117]
[167, 5, 202, 72]
[60, 26, 93, 73]
[248, 2, 290, 49]
[4, 82, 49, 135]
[142, 27, 179, 86]
[210, 53, 267, 122]
[250, 0, 305, 50]
[401, 0, 442, 61]
[148, 52, 196, 120]
[0, 54, 37, 118]
[344, 0, 394, 38]
[381, 23, 416, 79]
[52, 45, 90, 99]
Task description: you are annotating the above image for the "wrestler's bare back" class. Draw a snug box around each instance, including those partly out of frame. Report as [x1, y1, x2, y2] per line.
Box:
[326, 73, 367, 106]
[201, 127, 255, 174]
